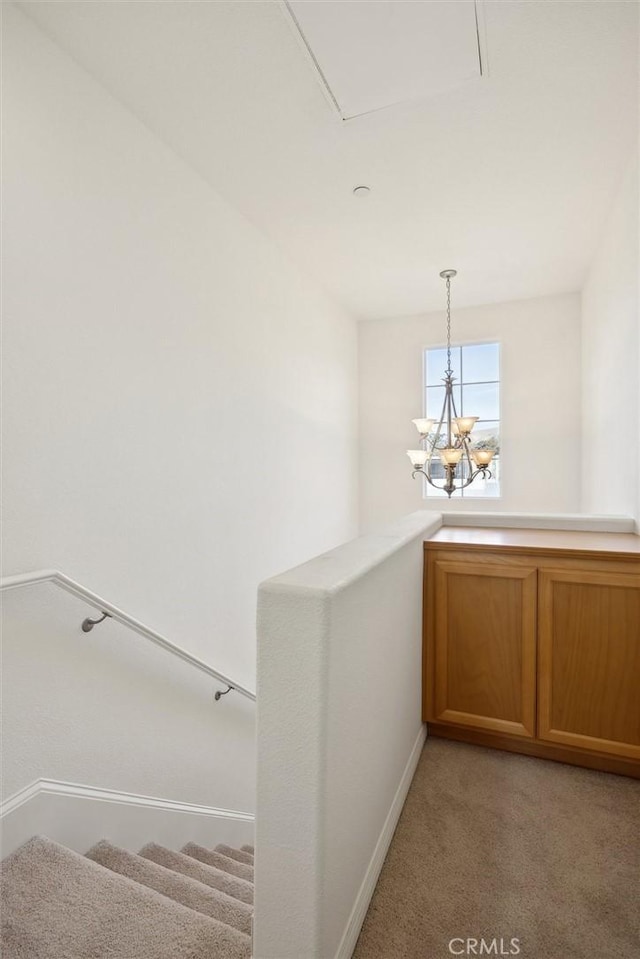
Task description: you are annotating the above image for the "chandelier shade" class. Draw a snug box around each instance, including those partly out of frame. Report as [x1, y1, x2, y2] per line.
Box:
[407, 269, 494, 498]
[411, 418, 436, 435]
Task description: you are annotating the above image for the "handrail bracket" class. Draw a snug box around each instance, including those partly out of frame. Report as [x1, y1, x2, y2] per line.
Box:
[81, 611, 112, 633]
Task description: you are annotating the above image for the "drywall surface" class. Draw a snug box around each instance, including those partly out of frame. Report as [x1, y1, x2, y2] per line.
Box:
[1, 583, 256, 814]
[2, 1, 357, 737]
[581, 148, 639, 522]
[254, 510, 441, 959]
[358, 293, 582, 532]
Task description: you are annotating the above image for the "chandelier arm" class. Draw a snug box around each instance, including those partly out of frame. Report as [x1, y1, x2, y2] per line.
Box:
[449, 380, 460, 420]
[448, 382, 467, 457]
[465, 448, 475, 484]
[427, 392, 449, 483]
[457, 467, 493, 490]
[447, 385, 474, 471]
[445, 376, 453, 448]
[461, 434, 475, 477]
[411, 469, 452, 492]
[421, 429, 439, 484]
[411, 465, 492, 490]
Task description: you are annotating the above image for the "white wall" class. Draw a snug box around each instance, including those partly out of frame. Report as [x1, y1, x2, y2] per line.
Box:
[358, 293, 582, 532]
[581, 148, 639, 523]
[1, 585, 255, 858]
[2, 5, 357, 810]
[2, 6, 357, 691]
[1, 583, 255, 805]
[254, 511, 440, 959]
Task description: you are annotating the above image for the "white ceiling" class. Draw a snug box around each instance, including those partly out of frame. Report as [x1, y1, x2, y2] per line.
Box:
[17, 0, 639, 319]
[285, 1, 483, 119]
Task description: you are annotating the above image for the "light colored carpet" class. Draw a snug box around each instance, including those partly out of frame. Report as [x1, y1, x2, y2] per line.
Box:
[181, 842, 254, 882]
[140, 842, 254, 904]
[353, 738, 640, 959]
[1, 835, 253, 958]
[86, 840, 253, 934]
[215, 843, 254, 866]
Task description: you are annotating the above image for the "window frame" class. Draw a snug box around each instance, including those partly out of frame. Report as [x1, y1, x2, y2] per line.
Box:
[422, 339, 502, 500]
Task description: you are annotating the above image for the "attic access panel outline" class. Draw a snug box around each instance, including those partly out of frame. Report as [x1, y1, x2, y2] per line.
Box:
[282, 0, 486, 121]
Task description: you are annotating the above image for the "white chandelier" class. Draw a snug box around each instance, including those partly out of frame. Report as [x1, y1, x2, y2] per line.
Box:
[407, 269, 495, 498]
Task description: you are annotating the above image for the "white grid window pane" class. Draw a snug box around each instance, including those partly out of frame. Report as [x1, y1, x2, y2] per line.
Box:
[461, 342, 499, 382]
[473, 421, 500, 450]
[463, 382, 499, 420]
[465, 457, 500, 498]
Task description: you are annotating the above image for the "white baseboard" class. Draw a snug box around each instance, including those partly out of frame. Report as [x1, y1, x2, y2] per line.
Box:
[334, 724, 428, 959]
[0, 779, 254, 859]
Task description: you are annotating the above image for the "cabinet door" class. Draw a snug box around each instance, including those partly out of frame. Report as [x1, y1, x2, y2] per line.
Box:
[538, 567, 640, 759]
[431, 560, 537, 738]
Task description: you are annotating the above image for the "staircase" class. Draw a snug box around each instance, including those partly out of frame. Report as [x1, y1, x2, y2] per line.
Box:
[1, 835, 255, 958]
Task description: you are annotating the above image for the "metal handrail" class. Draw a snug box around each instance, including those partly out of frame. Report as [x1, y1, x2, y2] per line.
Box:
[0, 569, 256, 702]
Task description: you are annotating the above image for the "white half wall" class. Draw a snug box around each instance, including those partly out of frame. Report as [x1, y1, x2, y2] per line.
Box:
[2, 3, 358, 705]
[440, 511, 635, 533]
[358, 293, 582, 532]
[254, 510, 441, 959]
[581, 147, 639, 523]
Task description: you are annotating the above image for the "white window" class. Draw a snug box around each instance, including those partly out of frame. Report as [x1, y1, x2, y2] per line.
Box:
[423, 342, 501, 498]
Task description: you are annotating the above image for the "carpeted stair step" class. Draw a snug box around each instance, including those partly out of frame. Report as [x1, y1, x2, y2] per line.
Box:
[86, 840, 252, 935]
[214, 844, 254, 866]
[241, 844, 254, 855]
[140, 842, 254, 904]
[182, 842, 254, 882]
[0, 836, 251, 959]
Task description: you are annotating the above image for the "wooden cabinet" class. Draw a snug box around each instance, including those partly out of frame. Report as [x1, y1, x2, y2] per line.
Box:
[431, 560, 537, 738]
[538, 567, 640, 760]
[424, 528, 640, 778]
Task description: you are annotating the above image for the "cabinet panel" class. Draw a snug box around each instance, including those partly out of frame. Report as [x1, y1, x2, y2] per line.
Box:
[431, 560, 537, 738]
[538, 568, 640, 759]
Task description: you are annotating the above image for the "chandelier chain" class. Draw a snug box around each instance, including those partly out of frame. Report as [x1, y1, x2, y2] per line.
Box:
[446, 276, 452, 376]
